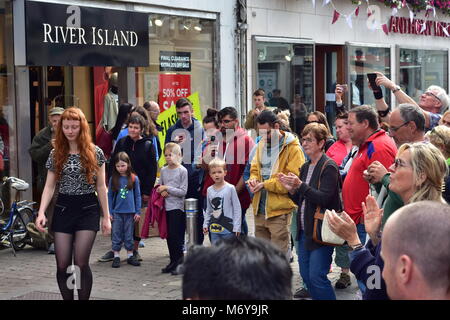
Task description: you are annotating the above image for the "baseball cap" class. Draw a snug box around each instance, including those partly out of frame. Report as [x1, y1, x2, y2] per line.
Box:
[49, 107, 65, 116]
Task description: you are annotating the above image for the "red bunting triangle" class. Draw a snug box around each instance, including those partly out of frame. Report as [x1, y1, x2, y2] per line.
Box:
[355, 6, 360, 17]
[332, 10, 340, 24]
[382, 24, 389, 35]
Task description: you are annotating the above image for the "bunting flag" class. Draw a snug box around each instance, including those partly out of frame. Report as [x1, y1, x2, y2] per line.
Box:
[311, 0, 316, 8]
[382, 23, 389, 35]
[323, 0, 444, 36]
[346, 14, 353, 28]
[332, 9, 340, 24]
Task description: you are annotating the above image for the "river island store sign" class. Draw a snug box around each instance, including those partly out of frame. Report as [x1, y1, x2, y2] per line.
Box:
[25, 1, 149, 66]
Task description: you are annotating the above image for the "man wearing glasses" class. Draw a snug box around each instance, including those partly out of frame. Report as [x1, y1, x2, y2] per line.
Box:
[201, 107, 255, 235]
[371, 72, 449, 132]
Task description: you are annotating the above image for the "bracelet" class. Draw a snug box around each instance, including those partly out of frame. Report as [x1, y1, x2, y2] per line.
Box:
[392, 85, 401, 93]
[377, 108, 390, 118]
[350, 243, 364, 251]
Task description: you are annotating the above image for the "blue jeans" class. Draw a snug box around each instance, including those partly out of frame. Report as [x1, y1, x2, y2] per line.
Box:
[241, 208, 248, 236]
[297, 230, 336, 300]
[348, 223, 367, 294]
[210, 228, 235, 245]
[112, 213, 135, 252]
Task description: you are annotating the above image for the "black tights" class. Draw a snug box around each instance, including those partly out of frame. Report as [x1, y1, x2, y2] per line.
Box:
[54, 231, 97, 300]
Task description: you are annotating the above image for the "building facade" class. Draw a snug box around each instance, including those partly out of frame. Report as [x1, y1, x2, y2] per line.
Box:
[0, 0, 241, 204]
[246, 0, 450, 134]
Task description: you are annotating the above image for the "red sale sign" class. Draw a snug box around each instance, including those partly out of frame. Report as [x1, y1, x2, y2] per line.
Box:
[158, 74, 191, 112]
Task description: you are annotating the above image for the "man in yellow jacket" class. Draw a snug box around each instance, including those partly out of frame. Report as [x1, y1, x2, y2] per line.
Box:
[247, 110, 305, 254]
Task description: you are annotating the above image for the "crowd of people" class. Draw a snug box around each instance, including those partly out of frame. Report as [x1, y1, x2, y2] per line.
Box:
[28, 71, 450, 300]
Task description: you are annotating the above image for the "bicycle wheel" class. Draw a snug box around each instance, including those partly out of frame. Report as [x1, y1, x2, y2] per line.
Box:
[10, 209, 32, 251]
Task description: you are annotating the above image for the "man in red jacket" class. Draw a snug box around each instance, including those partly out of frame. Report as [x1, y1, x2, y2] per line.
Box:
[202, 107, 255, 235]
[343, 105, 397, 293]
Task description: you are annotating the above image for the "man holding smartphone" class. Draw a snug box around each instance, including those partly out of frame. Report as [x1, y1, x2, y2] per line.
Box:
[369, 72, 449, 132]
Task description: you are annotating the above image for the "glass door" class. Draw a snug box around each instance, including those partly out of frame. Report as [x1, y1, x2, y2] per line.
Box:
[253, 37, 314, 137]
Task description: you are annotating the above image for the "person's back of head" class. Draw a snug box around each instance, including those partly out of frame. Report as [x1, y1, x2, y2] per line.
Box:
[256, 110, 278, 128]
[203, 108, 219, 128]
[182, 236, 292, 300]
[382, 201, 450, 299]
[425, 125, 450, 159]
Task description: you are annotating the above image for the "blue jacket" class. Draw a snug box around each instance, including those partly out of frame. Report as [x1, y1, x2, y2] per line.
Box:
[165, 118, 204, 198]
[350, 239, 389, 300]
[108, 176, 142, 215]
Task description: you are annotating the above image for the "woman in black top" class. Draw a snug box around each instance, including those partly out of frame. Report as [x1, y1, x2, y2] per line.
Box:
[36, 107, 111, 300]
[278, 122, 341, 300]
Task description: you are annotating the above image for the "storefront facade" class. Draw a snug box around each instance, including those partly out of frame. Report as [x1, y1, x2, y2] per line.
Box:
[2, 0, 239, 204]
[246, 0, 450, 135]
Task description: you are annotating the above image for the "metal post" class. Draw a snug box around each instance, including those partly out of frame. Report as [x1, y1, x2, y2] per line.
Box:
[185, 198, 198, 251]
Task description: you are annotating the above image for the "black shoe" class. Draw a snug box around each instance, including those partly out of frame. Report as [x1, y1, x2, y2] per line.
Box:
[133, 250, 143, 261]
[293, 288, 311, 299]
[127, 255, 141, 266]
[170, 262, 183, 275]
[162, 262, 176, 273]
[98, 250, 114, 262]
[112, 257, 121, 268]
[335, 272, 351, 289]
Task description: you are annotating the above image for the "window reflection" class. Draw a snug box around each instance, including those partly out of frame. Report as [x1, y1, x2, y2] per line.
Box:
[399, 49, 448, 103]
[256, 41, 314, 136]
[348, 46, 391, 108]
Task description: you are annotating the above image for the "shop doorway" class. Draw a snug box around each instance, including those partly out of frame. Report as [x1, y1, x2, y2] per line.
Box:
[28, 66, 97, 201]
[315, 45, 345, 135]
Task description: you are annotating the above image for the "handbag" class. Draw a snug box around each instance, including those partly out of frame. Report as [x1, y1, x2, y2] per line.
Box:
[95, 123, 113, 159]
[312, 159, 344, 246]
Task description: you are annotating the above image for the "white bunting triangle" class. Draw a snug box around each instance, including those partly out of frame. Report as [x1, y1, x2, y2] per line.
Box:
[323, 0, 331, 6]
[420, 21, 426, 33]
[346, 14, 353, 28]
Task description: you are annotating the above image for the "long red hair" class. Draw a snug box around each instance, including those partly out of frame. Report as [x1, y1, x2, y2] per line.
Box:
[53, 107, 98, 184]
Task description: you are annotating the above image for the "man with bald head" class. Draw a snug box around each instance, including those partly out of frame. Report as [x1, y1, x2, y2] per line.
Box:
[381, 201, 450, 300]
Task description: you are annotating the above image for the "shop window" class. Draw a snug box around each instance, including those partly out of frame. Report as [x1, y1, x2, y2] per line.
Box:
[347, 45, 391, 108]
[399, 48, 448, 102]
[136, 14, 215, 118]
[255, 41, 314, 136]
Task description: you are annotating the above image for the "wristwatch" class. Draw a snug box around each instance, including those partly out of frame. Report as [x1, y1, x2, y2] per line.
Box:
[350, 243, 364, 251]
[392, 85, 401, 93]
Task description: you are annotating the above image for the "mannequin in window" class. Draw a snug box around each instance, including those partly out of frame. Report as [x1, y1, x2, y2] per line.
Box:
[102, 72, 119, 131]
[350, 71, 361, 107]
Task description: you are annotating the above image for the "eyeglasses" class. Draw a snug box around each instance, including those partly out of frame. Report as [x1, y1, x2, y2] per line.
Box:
[389, 122, 409, 133]
[424, 91, 441, 102]
[301, 137, 315, 144]
[393, 158, 411, 170]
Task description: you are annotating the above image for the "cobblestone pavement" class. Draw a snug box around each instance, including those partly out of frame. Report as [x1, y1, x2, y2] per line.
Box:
[0, 208, 359, 300]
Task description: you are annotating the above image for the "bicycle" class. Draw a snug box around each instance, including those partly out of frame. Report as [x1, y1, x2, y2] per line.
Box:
[0, 177, 37, 256]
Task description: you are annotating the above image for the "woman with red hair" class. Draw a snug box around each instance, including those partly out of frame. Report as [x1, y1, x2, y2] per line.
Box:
[35, 107, 111, 300]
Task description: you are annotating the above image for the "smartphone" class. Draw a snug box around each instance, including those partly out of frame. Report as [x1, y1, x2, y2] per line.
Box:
[367, 73, 382, 92]
[337, 84, 348, 92]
